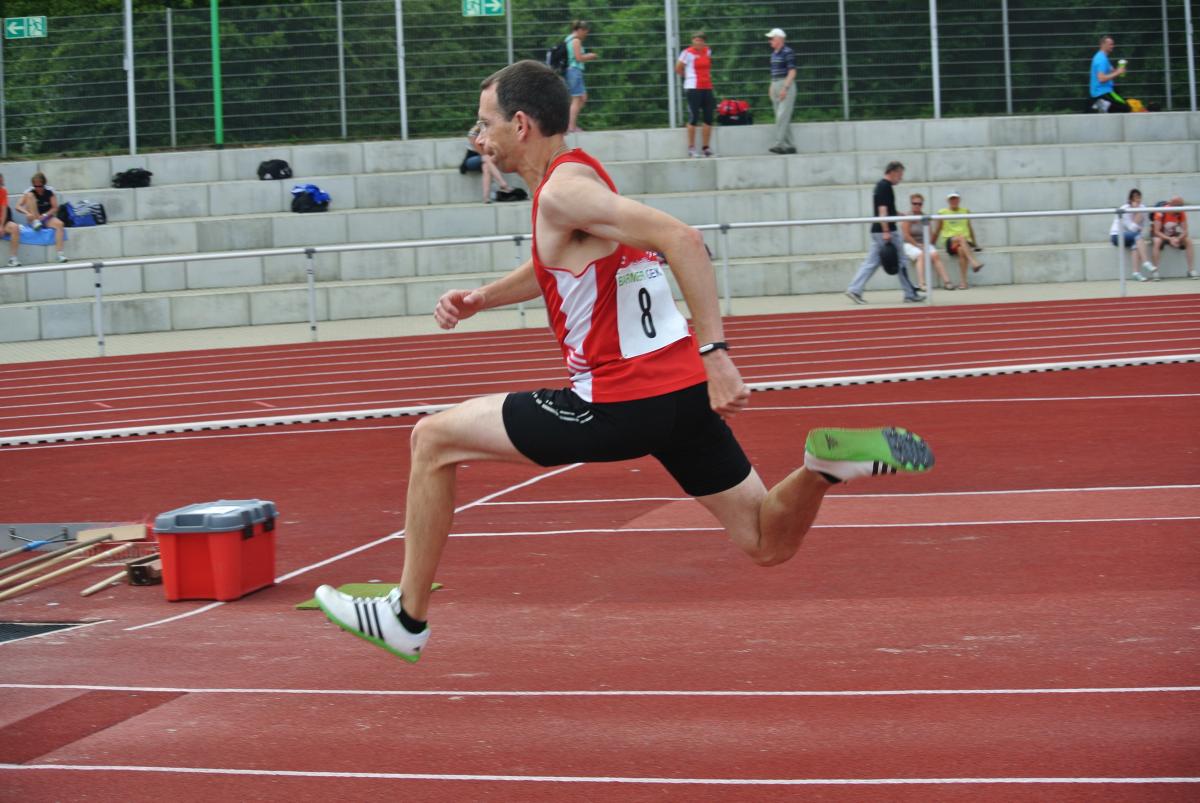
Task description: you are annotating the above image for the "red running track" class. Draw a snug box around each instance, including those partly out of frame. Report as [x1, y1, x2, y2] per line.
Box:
[0, 297, 1198, 799]
[0, 294, 1197, 438]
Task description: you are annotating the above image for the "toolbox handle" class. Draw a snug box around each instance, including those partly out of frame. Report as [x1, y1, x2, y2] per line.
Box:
[241, 510, 254, 540]
[263, 515, 275, 533]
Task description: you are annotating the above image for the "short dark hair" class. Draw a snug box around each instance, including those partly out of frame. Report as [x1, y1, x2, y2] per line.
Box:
[1128, 188, 1141, 203]
[480, 60, 570, 137]
[572, 20, 591, 32]
[1100, 34, 1114, 45]
[885, 161, 905, 174]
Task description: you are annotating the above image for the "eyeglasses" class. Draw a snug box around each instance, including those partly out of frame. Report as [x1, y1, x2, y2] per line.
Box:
[911, 201, 923, 206]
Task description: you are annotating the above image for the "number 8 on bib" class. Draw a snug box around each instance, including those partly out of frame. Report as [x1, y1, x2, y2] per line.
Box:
[614, 258, 689, 358]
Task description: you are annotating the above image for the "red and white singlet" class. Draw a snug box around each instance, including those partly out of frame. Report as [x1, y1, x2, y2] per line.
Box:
[532, 149, 705, 403]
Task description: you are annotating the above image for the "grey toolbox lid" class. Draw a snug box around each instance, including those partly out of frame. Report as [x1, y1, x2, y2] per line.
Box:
[153, 499, 278, 533]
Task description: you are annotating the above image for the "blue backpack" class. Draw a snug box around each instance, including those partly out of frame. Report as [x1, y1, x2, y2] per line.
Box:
[291, 184, 331, 213]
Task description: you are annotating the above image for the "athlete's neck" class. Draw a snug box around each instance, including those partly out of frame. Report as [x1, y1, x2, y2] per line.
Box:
[525, 138, 570, 189]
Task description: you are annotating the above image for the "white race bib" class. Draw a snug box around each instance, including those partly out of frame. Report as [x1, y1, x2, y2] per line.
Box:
[614, 258, 689, 358]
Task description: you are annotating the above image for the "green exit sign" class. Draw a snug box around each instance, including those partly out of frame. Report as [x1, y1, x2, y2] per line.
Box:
[4, 16, 47, 39]
[462, 0, 505, 17]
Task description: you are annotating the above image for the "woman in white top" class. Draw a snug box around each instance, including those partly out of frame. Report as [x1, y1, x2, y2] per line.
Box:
[1109, 188, 1156, 281]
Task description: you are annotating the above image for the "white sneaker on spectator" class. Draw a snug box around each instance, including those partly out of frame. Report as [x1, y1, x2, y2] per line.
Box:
[1131, 270, 1147, 282]
[688, 147, 698, 158]
[6, 257, 19, 268]
[1142, 261, 1159, 280]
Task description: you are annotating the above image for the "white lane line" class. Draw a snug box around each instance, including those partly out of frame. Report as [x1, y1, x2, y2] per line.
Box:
[478, 484, 1200, 505]
[442, 517, 1199, 537]
[0, 764, 1196, 785]
[122, 463, 583, 632]
[0, 423, 418, 451]
[2, 682, 1197, 697]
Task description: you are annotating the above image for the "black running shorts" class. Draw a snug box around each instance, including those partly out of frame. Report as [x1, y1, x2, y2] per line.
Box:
[502, 382, 752, 497]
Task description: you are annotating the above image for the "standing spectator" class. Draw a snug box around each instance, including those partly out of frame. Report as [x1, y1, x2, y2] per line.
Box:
[931, 190, 983, 289]
[1151, 196, 1197, 278]
[15, 172, 67, 263]
[565, 20, 598, 134]
[765, 27, 796, 155]
[461, 124, 524, 203]
[1110, 188, 1156, 281]
[0, 173, 22, 267]
[676, 31, 715, 157]
[1089, 35, 1130, 113]
[845, 161, 923, 304]
[901, 193, 952, 291]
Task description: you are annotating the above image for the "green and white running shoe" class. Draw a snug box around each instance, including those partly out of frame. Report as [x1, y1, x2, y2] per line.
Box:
[315, 584, 429, 663]
[804, 427, 934, 482]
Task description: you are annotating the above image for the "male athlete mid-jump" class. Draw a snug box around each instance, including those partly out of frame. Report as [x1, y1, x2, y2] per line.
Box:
[315, 60, 934, 661]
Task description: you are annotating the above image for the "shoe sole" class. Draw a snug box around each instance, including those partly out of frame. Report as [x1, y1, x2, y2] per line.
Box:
[845, 292, 866, 304]
[805, 427, 935, 473]
[315, 596, 422, 663]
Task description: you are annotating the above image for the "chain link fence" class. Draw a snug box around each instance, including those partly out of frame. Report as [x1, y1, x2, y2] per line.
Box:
[1, 0, 1196, 158]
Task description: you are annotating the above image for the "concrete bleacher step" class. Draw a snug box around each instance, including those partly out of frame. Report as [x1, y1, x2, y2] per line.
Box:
[2, 111, 1199, 342]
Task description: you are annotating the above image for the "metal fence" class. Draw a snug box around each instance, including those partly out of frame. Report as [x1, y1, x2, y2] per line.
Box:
[0, 0, 1196, 158]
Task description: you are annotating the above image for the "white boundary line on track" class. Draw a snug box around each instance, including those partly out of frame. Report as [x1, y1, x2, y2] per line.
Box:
[476, 483, 1200, 504]
[0, 763, 1196, 785]
[122, 463, 582, 632]
[2, 353, 1196, 448]
[6, 389, 1197, 445]
[2, 682, 1197, 697]
[437, 517, 1200, 538]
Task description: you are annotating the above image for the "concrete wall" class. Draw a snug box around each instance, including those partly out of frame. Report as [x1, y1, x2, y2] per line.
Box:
[2, 111, 1199, 341]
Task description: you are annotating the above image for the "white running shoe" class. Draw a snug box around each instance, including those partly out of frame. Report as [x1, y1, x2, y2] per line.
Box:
[804, 427, 934, 482]
[1189, 270, 1199, 279]
[1142, 262, 1160, 281]
[314, 585, 429, 662]
[57, 253, 68, 263]
[1131, 270, 1147, 282]
[6, 257, 19, 267]
[688, 147, 698, 158]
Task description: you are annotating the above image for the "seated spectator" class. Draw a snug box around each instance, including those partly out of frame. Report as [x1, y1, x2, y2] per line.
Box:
[1110, 188, 1156, 281]
[931, 190, 983, 289]
[460, 124, 525, 204]
[1151, 196, 1196, 278]
[15, 171, 67, 263]
[0, 173, 21, 267]
[901, 193, 952, 291]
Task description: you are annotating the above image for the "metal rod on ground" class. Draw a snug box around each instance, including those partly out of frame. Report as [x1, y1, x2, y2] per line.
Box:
[80, 569, 127, 597]
[0, 544, 133, 601]
[0, 534, 115, 581]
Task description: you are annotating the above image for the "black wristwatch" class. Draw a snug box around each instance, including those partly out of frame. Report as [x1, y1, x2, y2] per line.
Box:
[698, 341, 728, 356]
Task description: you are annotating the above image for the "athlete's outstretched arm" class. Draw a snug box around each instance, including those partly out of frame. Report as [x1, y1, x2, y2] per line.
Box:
[434, 258, 540, 329]
[539, 170, 749, 415]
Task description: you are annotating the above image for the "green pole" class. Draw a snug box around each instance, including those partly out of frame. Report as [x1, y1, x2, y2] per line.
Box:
[211, 0, 224, 147]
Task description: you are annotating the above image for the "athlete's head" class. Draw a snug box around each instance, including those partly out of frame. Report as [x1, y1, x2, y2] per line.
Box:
[479, 60, 569, 139]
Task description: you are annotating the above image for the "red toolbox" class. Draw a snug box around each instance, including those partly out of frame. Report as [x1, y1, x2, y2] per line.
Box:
[153, 499, 278, 602]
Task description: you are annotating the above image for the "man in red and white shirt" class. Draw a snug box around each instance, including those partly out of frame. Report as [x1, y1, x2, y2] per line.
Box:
[675, 31, 715, 157]
[314, 61, 935, 663]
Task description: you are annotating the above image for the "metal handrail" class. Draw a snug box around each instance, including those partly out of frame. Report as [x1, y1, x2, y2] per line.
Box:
[2, 205, 1196, 355]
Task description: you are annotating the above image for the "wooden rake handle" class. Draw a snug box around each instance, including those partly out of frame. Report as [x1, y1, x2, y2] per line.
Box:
[0, 544, 133, 602]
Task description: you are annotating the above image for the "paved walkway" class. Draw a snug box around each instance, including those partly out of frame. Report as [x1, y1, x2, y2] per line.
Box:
[1, 280, 1196, 365]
